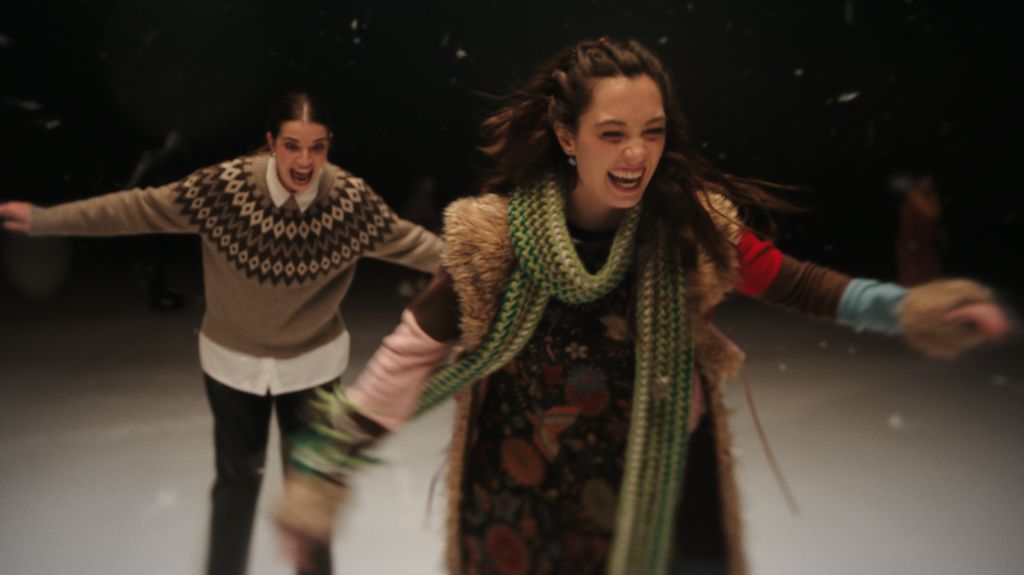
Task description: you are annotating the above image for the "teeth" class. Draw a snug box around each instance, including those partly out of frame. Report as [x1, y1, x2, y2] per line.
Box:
[610, 169, 643, 180]
[609, 169, 643, 188]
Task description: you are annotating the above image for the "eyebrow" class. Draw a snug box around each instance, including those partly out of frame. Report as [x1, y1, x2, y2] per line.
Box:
[281, 136, 330, 143]
[593, 116, 667, 128]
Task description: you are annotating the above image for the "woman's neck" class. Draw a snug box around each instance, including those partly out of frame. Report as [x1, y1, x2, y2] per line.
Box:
[566, 185, 624, 231]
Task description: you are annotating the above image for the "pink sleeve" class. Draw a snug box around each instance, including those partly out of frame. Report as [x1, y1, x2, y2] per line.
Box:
[735, 228, 784, 296]
[347, 309, 454, 430]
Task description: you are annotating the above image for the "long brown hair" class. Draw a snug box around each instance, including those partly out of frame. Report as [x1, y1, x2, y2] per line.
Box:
[480, 38, 789, 273]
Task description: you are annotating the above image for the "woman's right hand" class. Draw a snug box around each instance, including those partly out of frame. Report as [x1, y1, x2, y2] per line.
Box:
[0, 202, 33, 233]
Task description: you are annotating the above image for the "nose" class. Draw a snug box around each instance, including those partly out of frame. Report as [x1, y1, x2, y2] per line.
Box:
[623, 140, 647, 164]
[297, 149, 312, 166]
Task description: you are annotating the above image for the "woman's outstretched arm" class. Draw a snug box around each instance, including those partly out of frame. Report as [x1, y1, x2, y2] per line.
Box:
[275, 269, 461, 562]
[736, 228, 1012, 354]
[1, 179, 197, 237]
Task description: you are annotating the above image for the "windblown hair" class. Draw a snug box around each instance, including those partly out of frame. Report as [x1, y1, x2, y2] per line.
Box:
[480, 37, 789, 273]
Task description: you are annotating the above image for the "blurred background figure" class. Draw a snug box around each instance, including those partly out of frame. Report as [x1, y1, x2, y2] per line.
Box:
[125, 129, 190, 311]
[890, 173, 945, 287]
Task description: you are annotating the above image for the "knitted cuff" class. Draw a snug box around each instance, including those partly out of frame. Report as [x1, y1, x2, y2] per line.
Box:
[274, 471, 349, 543]
[899, 278, 996, 358]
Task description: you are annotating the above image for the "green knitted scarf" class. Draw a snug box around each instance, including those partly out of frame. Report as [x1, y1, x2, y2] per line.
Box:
[300, 177, 695, 575]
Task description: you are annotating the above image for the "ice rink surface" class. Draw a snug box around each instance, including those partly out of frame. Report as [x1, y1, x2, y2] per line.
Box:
[1, 257, 1021, 575]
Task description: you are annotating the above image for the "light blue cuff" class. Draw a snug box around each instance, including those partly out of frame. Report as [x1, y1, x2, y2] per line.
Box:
[837, 279, 908, 335]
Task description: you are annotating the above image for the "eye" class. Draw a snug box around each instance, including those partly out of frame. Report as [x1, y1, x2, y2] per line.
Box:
[312, 143, 326, 152]
[601, 131, 624, 141]
[644, 127, 666, 139]
[284, 142, 299, 151]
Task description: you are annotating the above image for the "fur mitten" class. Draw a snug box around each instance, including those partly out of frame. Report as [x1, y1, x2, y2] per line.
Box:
[900, 279, 996, 358]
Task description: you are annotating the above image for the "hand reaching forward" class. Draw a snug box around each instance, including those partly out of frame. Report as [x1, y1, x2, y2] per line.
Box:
[0, 202, 32, 233]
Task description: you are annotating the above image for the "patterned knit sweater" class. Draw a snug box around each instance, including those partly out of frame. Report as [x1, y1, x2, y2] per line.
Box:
[30, 154, 443, 358]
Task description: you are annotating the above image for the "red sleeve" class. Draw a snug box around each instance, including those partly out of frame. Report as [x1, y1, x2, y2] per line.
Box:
[735, 228, 783, 296]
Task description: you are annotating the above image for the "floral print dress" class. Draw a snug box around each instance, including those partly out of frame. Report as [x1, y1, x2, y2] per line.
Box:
[459, 230, 637, 575]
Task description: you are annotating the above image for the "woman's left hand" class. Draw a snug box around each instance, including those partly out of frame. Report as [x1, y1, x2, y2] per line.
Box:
[943, 303, 1014, 342]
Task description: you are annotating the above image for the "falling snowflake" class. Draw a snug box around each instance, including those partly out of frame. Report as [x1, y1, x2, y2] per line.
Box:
[0, 34, 12, 48]
[10, 100, 43, 111]
[818, 340, 829, 349]
[778, 363, 788, 372]
[847, 346, 857, 355]
[658, 36, 668, 45]
[793, 68, 804, 77]
[837, 91, 861, 103]
[44, 119, 61, 130]
[156, 488, 179, 509]
[887, 414, 904, 429]
[991, 375, 1009, 387]
[350, 18, 359, 30]
[455, 48, 468, 60]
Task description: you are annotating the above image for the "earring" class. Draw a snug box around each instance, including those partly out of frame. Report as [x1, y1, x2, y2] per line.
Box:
[567, 155, 577, 166]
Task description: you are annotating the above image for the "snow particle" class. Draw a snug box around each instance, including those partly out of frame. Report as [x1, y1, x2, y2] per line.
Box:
[837, 91, 861, 103]
[793, 68, 804, 77]
[9, 100, 43, 111]
[887, 413, 904, 429]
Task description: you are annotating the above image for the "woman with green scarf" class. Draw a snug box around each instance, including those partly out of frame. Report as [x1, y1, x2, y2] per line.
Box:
[274, 39, 1011, 575]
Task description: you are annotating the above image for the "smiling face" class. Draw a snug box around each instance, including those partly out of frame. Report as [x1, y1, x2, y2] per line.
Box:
[555, 74, 667, 230]
[266, 120, 331, 193]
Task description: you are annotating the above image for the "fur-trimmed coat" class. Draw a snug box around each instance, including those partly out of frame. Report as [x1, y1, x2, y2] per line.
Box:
[440, 192, 750, 574]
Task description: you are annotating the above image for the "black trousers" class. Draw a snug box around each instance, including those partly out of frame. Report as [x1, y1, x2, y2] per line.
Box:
[203, 374, 334, 575]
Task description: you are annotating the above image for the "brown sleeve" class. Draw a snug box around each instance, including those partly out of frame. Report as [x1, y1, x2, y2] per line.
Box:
[407, 267, 462, 342]
[365, 217, 445, 274]
[758, 254, 852, 319]
[31, 182, 195, 236]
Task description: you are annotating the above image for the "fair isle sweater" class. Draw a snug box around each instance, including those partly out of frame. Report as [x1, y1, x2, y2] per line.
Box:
[31, 153, 443, 359]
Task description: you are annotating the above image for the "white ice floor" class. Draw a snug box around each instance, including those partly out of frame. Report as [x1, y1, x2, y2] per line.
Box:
[1, 256, 1022, 575]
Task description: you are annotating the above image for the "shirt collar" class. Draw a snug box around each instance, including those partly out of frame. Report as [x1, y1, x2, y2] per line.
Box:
[266, 155, 322, 212]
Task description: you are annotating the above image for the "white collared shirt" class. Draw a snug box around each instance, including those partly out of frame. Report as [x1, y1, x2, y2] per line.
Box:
[197, 157, 347, 396]
[265, 155, 323, 211]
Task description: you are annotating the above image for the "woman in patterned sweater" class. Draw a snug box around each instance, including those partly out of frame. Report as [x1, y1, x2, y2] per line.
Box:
[274, 42, 1009, 575]
[0, 92, 444, 575]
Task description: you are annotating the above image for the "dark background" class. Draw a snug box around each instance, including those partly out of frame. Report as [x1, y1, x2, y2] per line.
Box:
[1, 0, 1020, 298]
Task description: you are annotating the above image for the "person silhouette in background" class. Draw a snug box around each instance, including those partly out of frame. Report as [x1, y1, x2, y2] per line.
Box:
[893, 173, 945, 287]
[125, 129, 190, 310]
